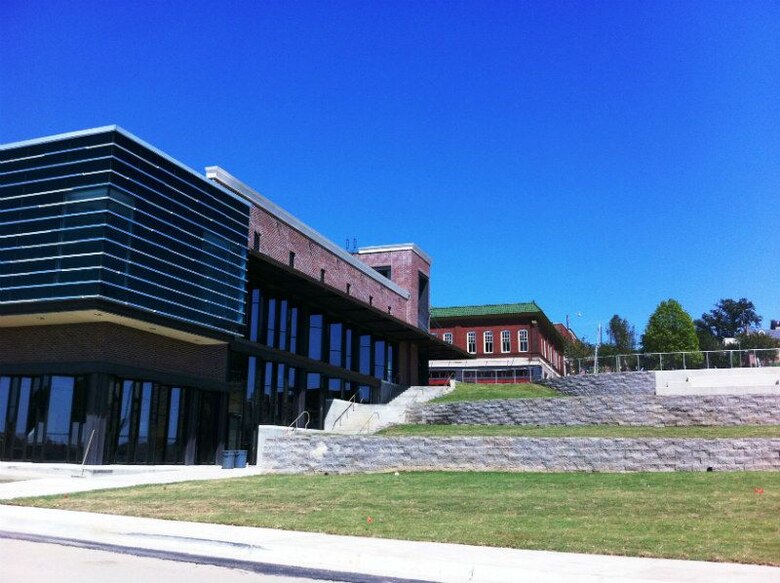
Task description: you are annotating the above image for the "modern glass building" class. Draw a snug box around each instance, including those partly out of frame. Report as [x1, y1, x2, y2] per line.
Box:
[0, 127, 465, 465]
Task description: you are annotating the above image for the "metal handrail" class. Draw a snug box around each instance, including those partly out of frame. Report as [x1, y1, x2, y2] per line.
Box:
[79, 429, 96, 477]
[359, 411, 380, 434]
[330, 392, 360, 430]
[288, 410, 311, 431]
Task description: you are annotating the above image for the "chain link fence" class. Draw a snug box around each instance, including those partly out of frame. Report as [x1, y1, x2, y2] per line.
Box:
[567, 348, 780, 375]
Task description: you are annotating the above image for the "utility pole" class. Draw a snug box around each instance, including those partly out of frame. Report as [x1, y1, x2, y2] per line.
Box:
[593, 323, 602, 374]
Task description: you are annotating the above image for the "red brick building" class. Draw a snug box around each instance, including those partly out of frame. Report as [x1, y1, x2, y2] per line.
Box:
[429, 303, 566, 383]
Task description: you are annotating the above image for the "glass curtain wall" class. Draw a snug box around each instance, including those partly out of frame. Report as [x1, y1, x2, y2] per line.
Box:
[237, 286, 399, 436]
[0, 375, 87, 462]
[103, 378, 217, 465]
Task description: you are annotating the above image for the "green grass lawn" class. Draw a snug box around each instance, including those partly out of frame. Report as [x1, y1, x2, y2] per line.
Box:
[11, 471, 780, 565]
[378, 424, 780, 438]
[431, 382, 559, 403]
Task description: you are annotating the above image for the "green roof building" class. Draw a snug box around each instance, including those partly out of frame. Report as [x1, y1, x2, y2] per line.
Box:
[429, 302, 566, 384]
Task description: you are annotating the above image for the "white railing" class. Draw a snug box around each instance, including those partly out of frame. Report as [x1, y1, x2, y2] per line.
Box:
[567, 348, 780, 375]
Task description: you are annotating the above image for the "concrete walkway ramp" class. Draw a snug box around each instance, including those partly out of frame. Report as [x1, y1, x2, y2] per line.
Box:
[326, 385, 453, 434]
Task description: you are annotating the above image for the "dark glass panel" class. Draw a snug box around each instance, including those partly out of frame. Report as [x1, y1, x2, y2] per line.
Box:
[0, 131, 112, 164]
[359, 335, 372, 376]
[329, 323, 343, 367]
[387, 343, 395, 383]
[278, 300, 288, 350]
[289, 307, 298, 353]
[111, 134, 249, 224]
[246, 356, 257, 400]
[345, 329, 353, 370]
[165, 387, 182, 463]
[262, 361, 273, 423]
[135, 382, 153, 463]
[328, 377, 342, 401]
[309, 315, 323, 360]
[1, 282, 101, 303]
[116, 380, 134, 463]
[44, 376, 74, 460]
[249, 290, 261, 342]
[266, 298, 277, 346]
[0, 377, 9, 436]
[286, 367, 297, 425]
[11, 378, 32, 459]
[0, 142, 114, 173]
[195, 391, 220, 465]
[374, 340, 386, 379]
[275, 364, 286, 423]
[306, 373, 322, 429]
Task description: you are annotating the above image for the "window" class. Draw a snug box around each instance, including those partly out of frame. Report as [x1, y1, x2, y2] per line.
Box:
[374, 265, 391, 280]
[518, 329, 528, 352]
[253, 231, 260, 251]
[443, 332, 453, 344]
[346, 283, 351, 295]
[288, 251, 295, 268]
[466, 331, 476, 353]
[501, 330, 511, 353]
[320, 269, 326, 283]
[483, 331, 493, 354]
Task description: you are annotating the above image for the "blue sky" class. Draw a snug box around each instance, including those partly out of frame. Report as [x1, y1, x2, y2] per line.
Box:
[2, 1, 778, 342]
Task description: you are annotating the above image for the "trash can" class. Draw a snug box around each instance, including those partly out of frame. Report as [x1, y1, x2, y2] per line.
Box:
[221, 449, 236, 469]
[235, 449, 247, 469]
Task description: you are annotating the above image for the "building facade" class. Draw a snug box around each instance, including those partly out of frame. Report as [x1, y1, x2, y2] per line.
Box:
[429, 303, 566, 384]
[0, 126, 464, 465]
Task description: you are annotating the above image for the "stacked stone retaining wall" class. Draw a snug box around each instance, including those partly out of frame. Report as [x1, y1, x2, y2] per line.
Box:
[259, 434, 780, 473]
[408, 394, 780, 427]
[541, 372, 655, 395]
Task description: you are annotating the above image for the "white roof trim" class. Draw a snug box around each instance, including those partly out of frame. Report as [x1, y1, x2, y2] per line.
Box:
[429, 357, 546, 368]
[205, 166, 411, 300]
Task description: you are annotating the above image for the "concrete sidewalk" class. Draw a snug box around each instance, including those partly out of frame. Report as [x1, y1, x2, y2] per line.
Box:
[0, 461, 266, 500]
[0, 505, 778, 583]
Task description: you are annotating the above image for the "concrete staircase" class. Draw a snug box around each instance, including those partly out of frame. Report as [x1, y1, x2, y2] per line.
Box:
[326, 385, 453, 434]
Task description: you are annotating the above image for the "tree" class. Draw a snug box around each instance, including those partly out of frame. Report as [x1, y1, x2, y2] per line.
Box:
[737, 331, 780, 351]
[694, 319, 722, 351]
[642, 299, 699, 353]
[698, 298, 762, 339]
[564, 337, 593, 360]
[606, 314, 635, 352]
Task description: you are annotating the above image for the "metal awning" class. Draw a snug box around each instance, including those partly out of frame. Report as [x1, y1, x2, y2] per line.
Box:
[248, 252, 471, 360]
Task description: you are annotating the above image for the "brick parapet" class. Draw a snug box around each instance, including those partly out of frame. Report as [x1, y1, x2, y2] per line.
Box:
[355, 248, 431, 328]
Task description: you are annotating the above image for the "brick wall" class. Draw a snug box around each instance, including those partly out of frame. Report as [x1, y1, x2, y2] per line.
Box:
[258, 434, 780, 473]
[431, 317, 565, 374]
[408, 394, 780, 426]
[0, 323, 228, 382]
[355, 248, 431, 328]
[249, 206, 411, 323]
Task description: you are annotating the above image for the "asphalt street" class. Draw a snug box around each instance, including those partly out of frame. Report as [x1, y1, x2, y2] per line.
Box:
[0, 538, 351, 583]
